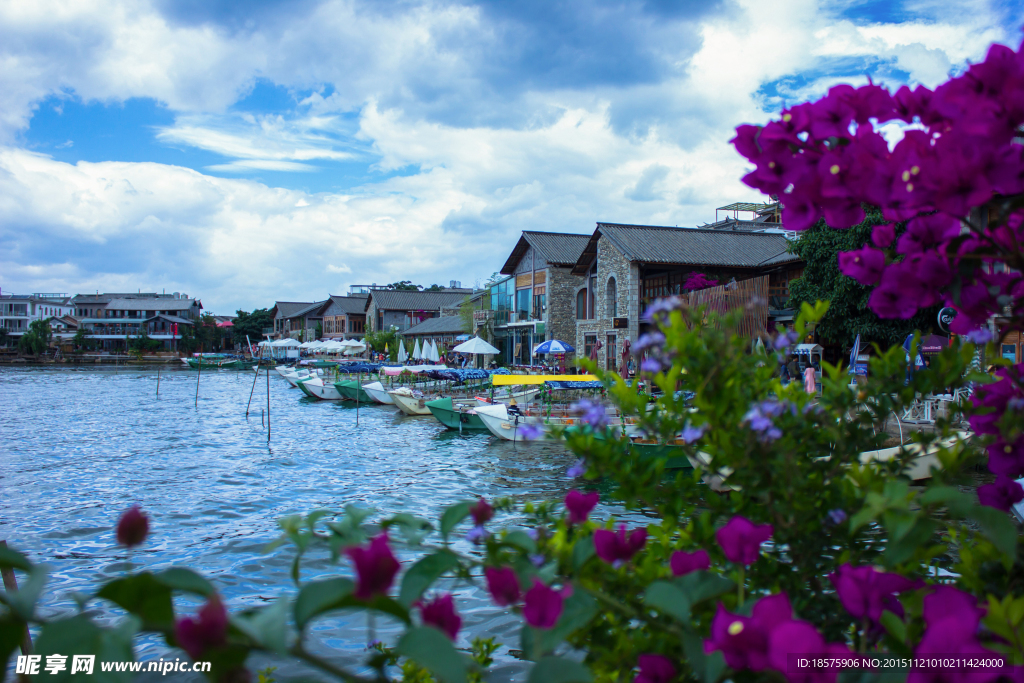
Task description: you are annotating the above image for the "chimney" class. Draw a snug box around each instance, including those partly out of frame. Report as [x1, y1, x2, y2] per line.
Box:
[173, 292, 180, 299]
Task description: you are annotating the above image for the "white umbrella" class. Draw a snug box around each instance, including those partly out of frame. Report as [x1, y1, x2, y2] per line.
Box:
[397, 340, 408, 362]
[452, 336, 499, 355]
[428, 339, 439, 362]
[412, 338, 422, 360]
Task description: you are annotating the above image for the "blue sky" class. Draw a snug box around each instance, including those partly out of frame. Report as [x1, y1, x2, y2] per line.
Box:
[0, 0, 1019, 313]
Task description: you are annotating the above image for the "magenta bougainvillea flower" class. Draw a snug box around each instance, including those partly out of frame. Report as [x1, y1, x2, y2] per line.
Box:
[909, 586, 1000, 683]
[670, 550, 710, 576]
[418, 594, 461, 641]
[633, 654, 677, 683]
[484, 567, 521, 607]
[116, 505, 150, 548]
[565, 490, 599, 524]
[470, 498, 494, 526]
[705, 593, 793, 671]
[522, 579, 565, 629]
[828, 564, 919, 622]
[768, 620, 850, 683]
[716, 516, 772, 565]
[175, 594, 228, 659]
[345, 533, 400, 600]
[978, 476, 1024, 511]
[594, 524, 648, 566]
[838, 246, 886, 285]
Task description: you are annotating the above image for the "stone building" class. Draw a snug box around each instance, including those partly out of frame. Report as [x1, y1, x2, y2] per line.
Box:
[571, 223, 804, 371]
[492, 231, 590, 365]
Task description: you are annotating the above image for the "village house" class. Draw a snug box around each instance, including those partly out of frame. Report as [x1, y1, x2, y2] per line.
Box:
[71, 292, 202, 351]
[489, 231, 590, 365]
[270, 300, 327, 341]
[364, 289, 472, 333]
[571, 222, 804, 370]
[320, 294, 368, 340]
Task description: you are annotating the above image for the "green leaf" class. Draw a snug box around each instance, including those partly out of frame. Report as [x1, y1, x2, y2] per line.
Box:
[440, 502, 472, 541]
[572, 537, 594, 571]
[0, 613, 27, 678]
[399, 550, 461, 607]
[682, 628, 724, 683]
[294, 578, 355, 629]
[879, 609, 906, 644]
[504, 530, 537, 554]
[883, 518, 936, 567]
[397, 626, 467, 683]
[645, 581, 691, 622]
[154, 567, 214, 596]
[233, 597, 289, 654]
[32, 614, 138, 683]
[675, 571, 735, 606]
[2, 566, 47, 621]
[969, 506, 1018, 559]
[95, 573, 174, 630]
[0, 546, 32, 571]
[528, 657, 593, 683]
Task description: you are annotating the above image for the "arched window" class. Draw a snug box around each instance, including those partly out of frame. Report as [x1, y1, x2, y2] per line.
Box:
[606, 278, 617, 318]
[576, 289, 588, 320]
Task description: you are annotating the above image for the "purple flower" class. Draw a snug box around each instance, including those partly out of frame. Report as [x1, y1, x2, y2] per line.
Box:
[466, 525, 489, 544]
[742, 402, 785, 442]
[418, 594, 461, 640]
[828, 564, 919, 623]
[566, 458, 586, 478]
[642, 297, 681, 323]
[640, 357, 663, 373]
[716, 516, 772, 565]
[484, 566, 521, 606]
[768, 621, 850, 683]
[116, 505, 150, 548]
[966, 328, 994, 345]
[522, 579, 565, 629]
[634, 332, 666, 353]
[838, 246, 886, 285]
[909, 586, 999, 683]
[681, 423, 708, 444]
[705, 593, 793, 671]
[987, 439, 1024, 477]
[470, 498, 494, 526]
[670, 549, 710, 576]
[826, 509, 848, 526]
[565, 490, 599, 524]
[346, 533, 401, 600]
[871, 222, 896, 248]
[594, 524, 648, 567]
[634, 654, 676, 683]
[575, 399, 609, 430]
[517, 423, 544, 440]
[175, 595, 228, 659]
[978, 476, 1024, 511]
[773, 330, 800, 351]
[529, 553, 546, 567]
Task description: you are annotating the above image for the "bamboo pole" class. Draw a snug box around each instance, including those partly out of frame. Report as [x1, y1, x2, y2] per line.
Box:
[266, 359, 271, 441]
[195, 355, 201, 407]
[156, 367, 160, 396]
[246, 349, 261, 417]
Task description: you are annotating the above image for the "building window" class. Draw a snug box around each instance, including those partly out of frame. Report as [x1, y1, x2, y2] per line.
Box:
[533, 286, 546, 318]
[606, 334, 617, 371]
[576, 290, 588, 320]
[606, 278, 617, 318]
[584, 335, 597, 360]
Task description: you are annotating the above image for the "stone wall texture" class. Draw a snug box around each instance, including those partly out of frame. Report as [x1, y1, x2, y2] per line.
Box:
[573, 236, 639, 371]
[546, 266, 583, 345]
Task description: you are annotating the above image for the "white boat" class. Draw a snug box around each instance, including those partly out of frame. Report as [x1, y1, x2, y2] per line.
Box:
[474, 402, 635, 441]
[362, 381, 395, 405]
[282, 369, 313, 387]
[297, 376, 344, 400]
[390, 385, 544, 417]
[389, 388, 435, 415]
[274, 365, 292, 377]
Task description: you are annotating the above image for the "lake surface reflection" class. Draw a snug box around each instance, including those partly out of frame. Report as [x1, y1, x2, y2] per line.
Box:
[0, 365, 642, 681]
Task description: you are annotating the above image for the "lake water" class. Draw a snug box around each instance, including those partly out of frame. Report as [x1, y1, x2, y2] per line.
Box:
[0, 365, 635, 681]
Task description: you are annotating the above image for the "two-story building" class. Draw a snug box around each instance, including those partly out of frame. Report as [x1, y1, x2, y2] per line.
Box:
[74, 293, 202, 350]
[2, 292, 78, 344]
[270, 301, 328, 341]
[321, 294, 368, 340]
[364, 289, 472, 333]
[570, 222, 804, 370]
[490, 231, 590, 365]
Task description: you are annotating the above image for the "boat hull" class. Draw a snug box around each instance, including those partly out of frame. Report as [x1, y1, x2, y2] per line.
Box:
[389, 391, 433, 415]
[426, 398, 488, 430]
[334, 380, 375, 403]
[362, 382, 394, 404]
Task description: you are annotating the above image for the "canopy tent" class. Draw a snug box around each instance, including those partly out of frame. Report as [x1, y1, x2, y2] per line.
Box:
[342, 339, 367, 355]
[533, 339, 575, 355]
[299, 340, 319, 349]
[453, 336, 500, 355]
[257, 340, 272, 347]
[272, 338, 302, 347]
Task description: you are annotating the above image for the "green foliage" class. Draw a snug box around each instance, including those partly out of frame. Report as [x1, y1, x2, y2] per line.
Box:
[0, 328, 9, 347]
[789, 208, 940, 347]
[72, 327, 95, 350]
[232, 308, 274, 347]
[315, 322, 323, 340]
[365, 327, 401, 359]
[386, 281, 421, 291]
[458, 297, 475, 335]
[128, 327, 162, 354]
[17, 318, 52, 355]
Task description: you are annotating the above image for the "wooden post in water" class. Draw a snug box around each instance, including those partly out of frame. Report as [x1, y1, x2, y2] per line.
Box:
[246, 348, 262, 417]
[356, 371, 360, 426]
[156, 367, 160, 396]
[0, 541, 33, 657]
[266, 359, 271, 441]
[195, 355, 201, 407]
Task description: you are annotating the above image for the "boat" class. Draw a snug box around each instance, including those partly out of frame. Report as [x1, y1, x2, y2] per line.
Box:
[426, 397, 490, 430]
[392, 385, 542, 417]
[474, 402, 636, 441]
[333, 380, 375, 403]
[389, 388, 438, 415]
[362, 381, 395, 405]
[297, 376, 344, 400]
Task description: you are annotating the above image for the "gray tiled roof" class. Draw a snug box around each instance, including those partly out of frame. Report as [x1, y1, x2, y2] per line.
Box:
[403, 316, 470, 336]
[574, 224, 800, 273]
[366, 290, 469, 312]
[106, 298, 197, 310]
[273, 301, 315, 318]
[290, 300, 329, 318]
[501, 231, 592, 273]
[325, 295, 369, 315]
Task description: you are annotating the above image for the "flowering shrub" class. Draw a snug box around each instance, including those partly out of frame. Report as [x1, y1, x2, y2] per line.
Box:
[3, 37, 1024, 683]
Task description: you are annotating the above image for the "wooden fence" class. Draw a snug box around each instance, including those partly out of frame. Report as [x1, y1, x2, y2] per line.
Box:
[680, 275, 769, 339]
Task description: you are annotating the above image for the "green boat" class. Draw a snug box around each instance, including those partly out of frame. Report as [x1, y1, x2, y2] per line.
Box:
[296, 375, 319, 398]
[333, 380, 375, 403]
[629, 441, 693, 470]
[426, 397, 488, 430]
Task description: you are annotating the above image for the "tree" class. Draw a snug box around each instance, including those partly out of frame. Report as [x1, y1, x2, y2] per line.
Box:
[191, 314, 221, 351]
[364, 327, 400, 361]
[458, 296, 476, 334]
[232, 308, 274, 348]
[788, 208, 939, 349]
[384, 281, 420, 291]
[18, 318, 52, 355]
[315, 322, 323, 340]
[72, 327, 94, 350]
[0, 328, 8, 348]
[423, 284, 444, 292]
[128, 327, 162, 354]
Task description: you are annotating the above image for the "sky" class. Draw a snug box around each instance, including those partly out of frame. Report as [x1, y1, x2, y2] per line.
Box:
[0, 0, 1020, 314]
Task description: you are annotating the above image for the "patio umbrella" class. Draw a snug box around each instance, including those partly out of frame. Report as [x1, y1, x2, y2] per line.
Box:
[453, 336, 499, 355]
[431, 339, 441, 362]
[412, 338, 422, 360]
[621, 338, 631, 365]
[397, 340, 408, 363]
[533, 339, 575, 354]
[848, 334, 861, 374]
[589, 339, 603, 362]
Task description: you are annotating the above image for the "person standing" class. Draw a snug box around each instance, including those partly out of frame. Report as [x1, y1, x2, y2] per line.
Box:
[804, 364, 816, 395]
